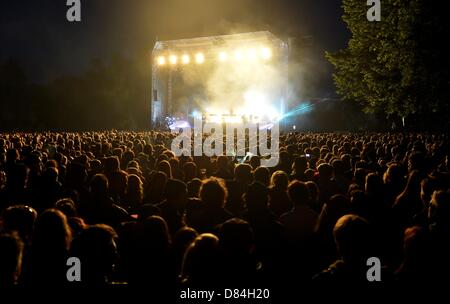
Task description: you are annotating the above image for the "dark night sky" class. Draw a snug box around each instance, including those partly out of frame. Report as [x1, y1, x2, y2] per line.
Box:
[0, 0, 350, 94]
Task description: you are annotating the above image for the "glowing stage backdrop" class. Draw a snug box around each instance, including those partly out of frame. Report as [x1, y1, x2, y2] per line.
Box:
[151, 31, 289, 129]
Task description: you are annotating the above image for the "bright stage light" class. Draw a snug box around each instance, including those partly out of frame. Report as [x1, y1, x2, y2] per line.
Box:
[169, 120, 191, 130]
[244, 90, 266, 107]
[267, 106, 280, 121]
[223, 115, 243, 124]
[206, 114, 222, 124]
[234, 50, 243, 61]
[246, 48, 257, 61]
[260, 47, 272, 60]
[157, 56, 166, 65]
[181, 54, 190, 64]
[169, 55, 177, 65]
[195, 53, 205, 64]
[242, 90, 280, 121]
[219, 51, 228, 62]
[191, 110, 202, 119]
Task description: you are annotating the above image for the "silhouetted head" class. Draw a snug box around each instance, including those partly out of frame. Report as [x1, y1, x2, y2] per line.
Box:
[151, 171, 168, 190]
[217, 156, 229, 171]
[428, 190, 450, 225]
[279, 151, 290, 165]
[365, 173, 383, 195]
[66, 162, 88, 188]
[244, 182, 269, 212]
[89, 174, 109, 197]
[270, 170, 289, 190]
[143, 215, 172, 250]
[109, 170, 128, 198]
[305, 181, 319, 203]
[127, 160, 141, 171]
[187, 178, 202, 198]
[219, 218, 254, 258]
[332, 159, 345, 176]
[249, 155, 261, 170]
[89, 159, 103, 175]
[408, 152, 425, 173]
[398, 170, 422, 198]
[353, 168, 367, 187]
[183, 162, 198, 181]
[32, 209, 72, 252]
[164, 179, 188, 208]
[254, 166, 270, 186]
[349, 190, 367, 215]
[181, 233, 220, 285]
[234, 163, 252, 183]
[401, 226, 428, 266]
[318, 163, 333, 180]
[328, 194, 351, 219]
[5, 163, 28, 189]
[293, 156, 308, 173]
[383, 163, 403, 185]
[0, 232, 24, 286]
[71, 224, 118, 285]
[420, 176, 443, 206]
[6, 149, 19, 163]
[317, 194, 352, 236]
[143, 144, 153, 156]
[334, 214, 373, 265]
[304, 169, 315, 181]
[173, 227, 198, 255]
[122, 150, 135, 168]
[199, 177, 228, 208]
[157, 160, 172, 178]
[169, 157, 180, 170]
[127, 174, 143, 197]
[288, 180, 311, 206]
[2, 205, 37, 242]
[104, 156, 120, 174]
[43, 166, 59, 183]
[55, 198, 77, 218]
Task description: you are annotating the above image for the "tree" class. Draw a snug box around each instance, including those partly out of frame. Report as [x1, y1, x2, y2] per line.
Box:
[327, 0, 449, 122]
[0, 59, 33, 130]
[0, 54, 150, 131]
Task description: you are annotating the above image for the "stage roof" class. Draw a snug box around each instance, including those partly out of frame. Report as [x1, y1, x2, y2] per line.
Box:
[153, 31, 286, 53]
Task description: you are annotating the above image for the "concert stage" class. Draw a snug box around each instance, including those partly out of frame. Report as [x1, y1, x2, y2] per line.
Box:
[151, 31, 289, 129]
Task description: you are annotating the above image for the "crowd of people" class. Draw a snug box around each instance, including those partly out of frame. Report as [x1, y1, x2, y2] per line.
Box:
[0, 131, 449, 290]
